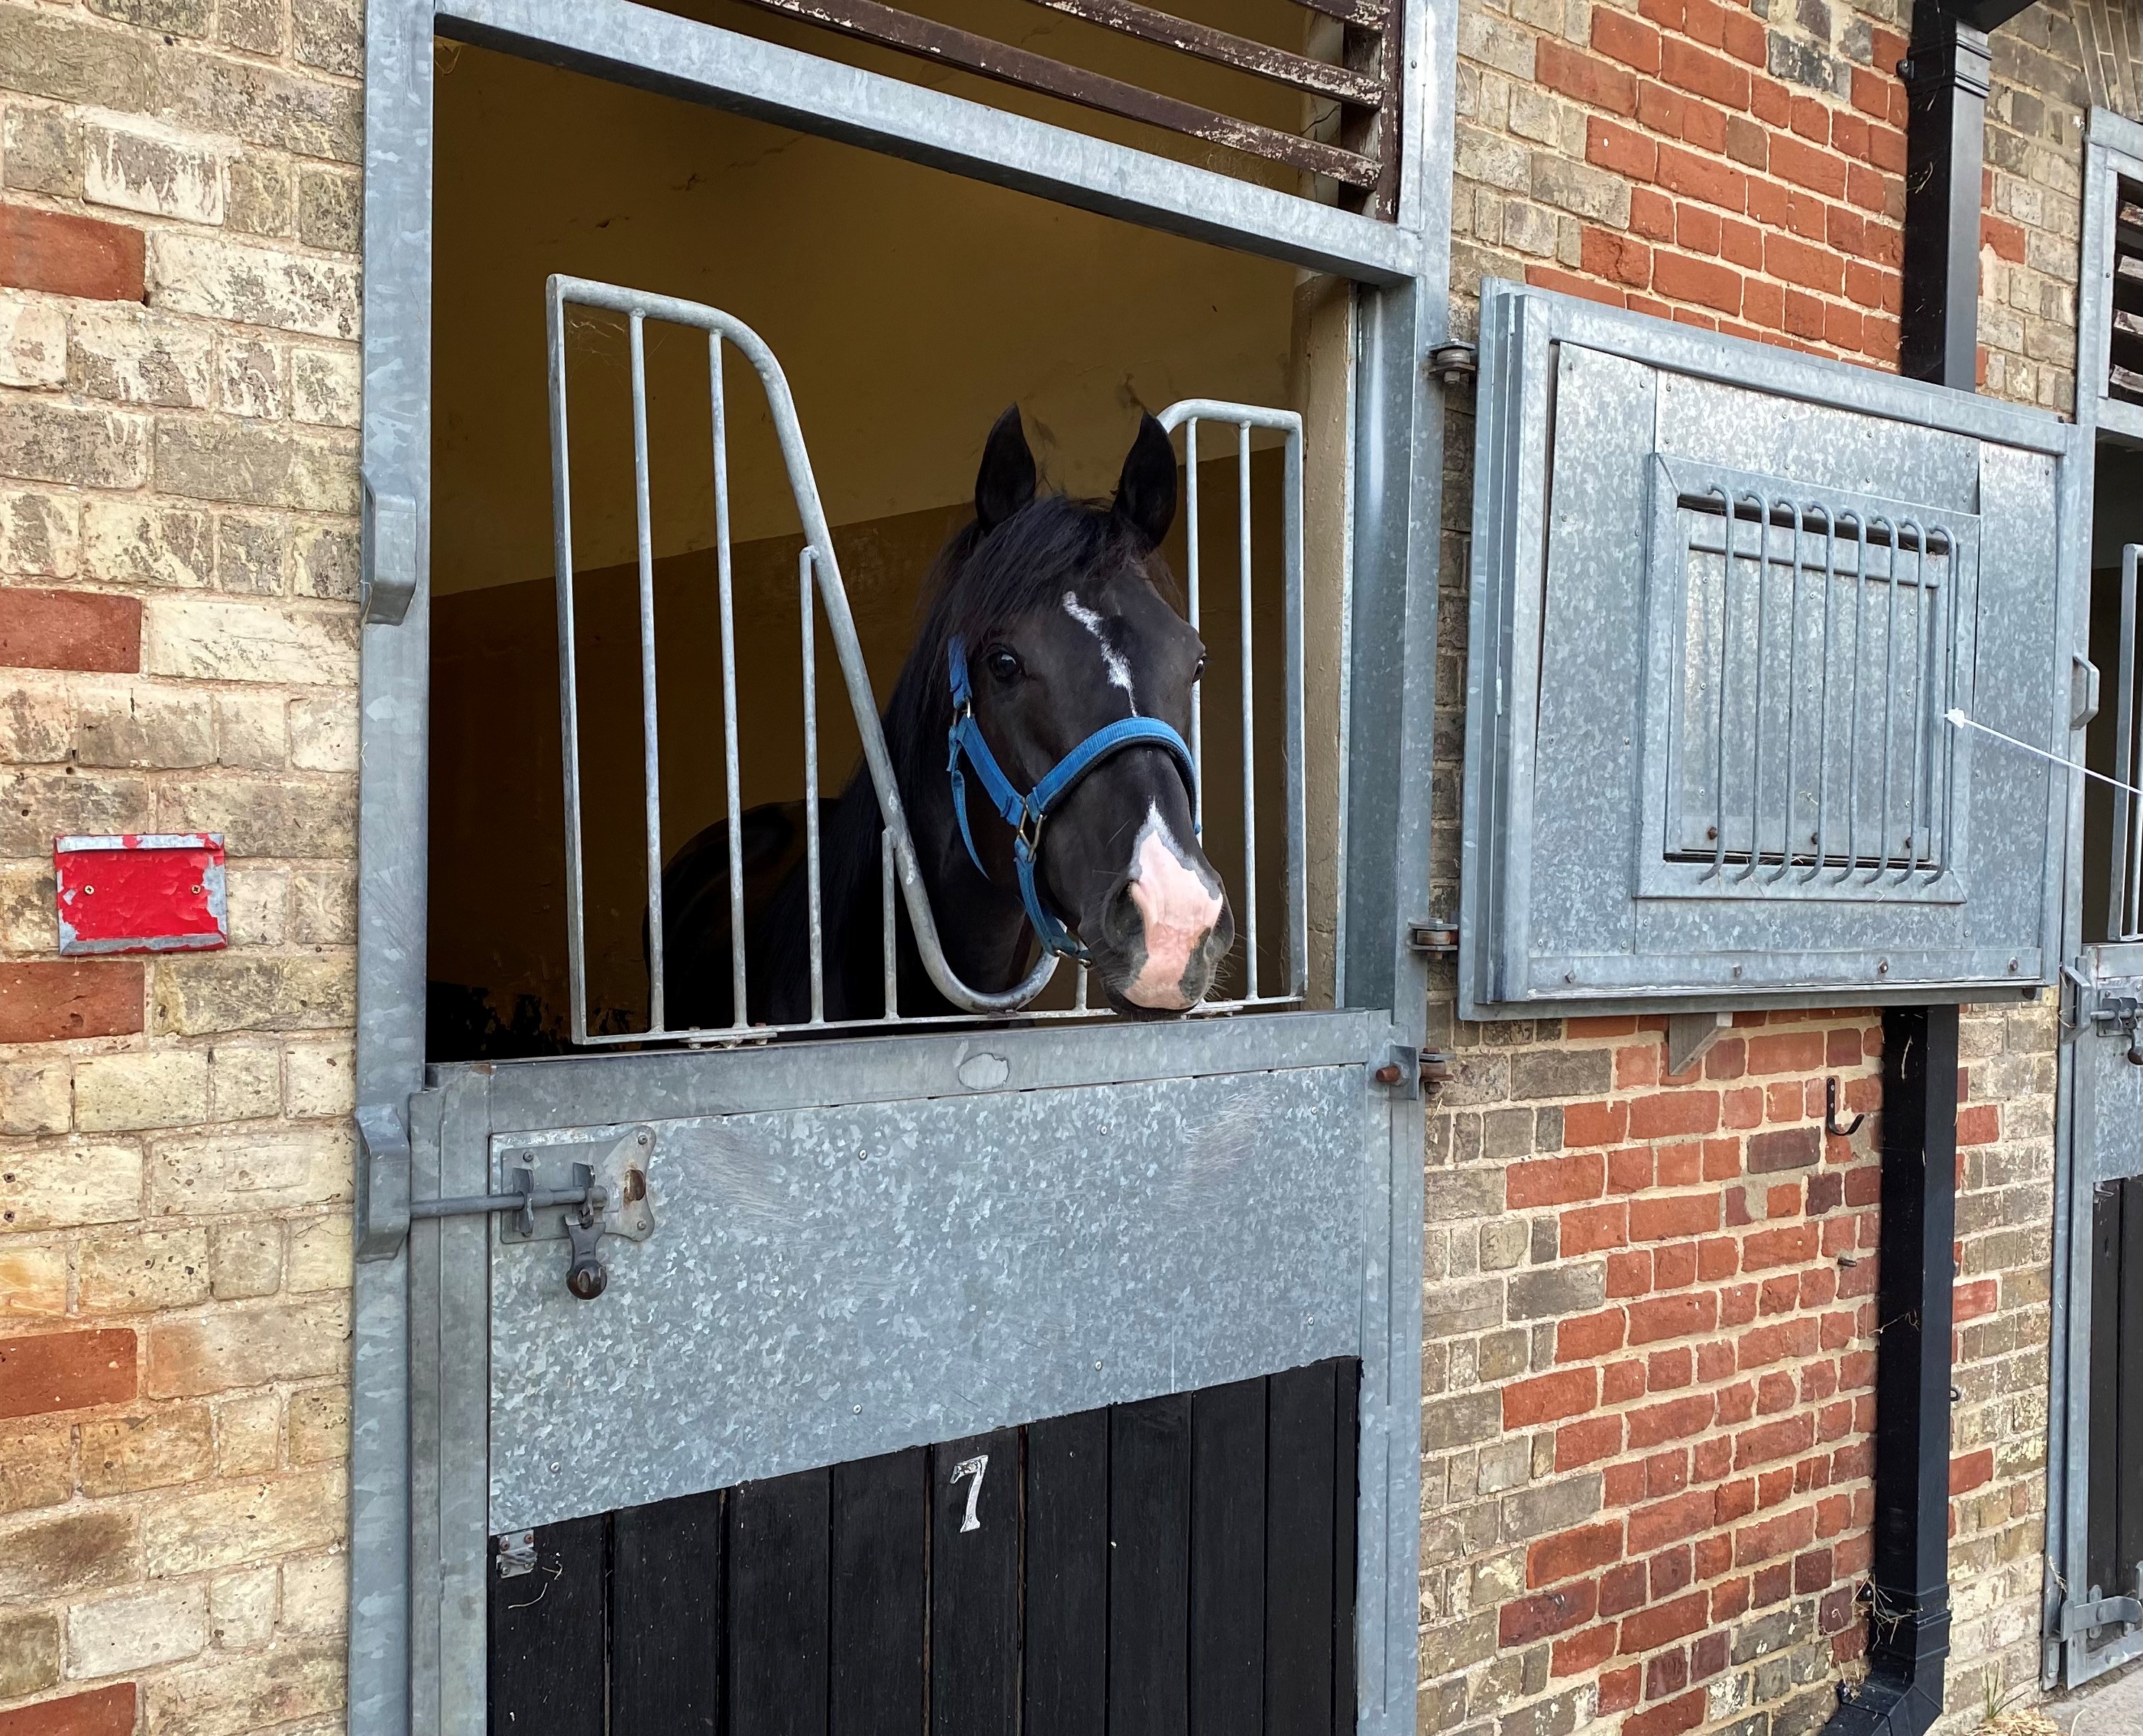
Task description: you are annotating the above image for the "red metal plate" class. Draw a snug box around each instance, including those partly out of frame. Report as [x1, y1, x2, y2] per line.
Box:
[54, 834, 229, 956]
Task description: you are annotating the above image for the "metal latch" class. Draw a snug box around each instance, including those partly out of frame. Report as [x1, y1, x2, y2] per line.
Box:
[1373, 1044, 1453, 1097]
[2095, 993, 2143, 1066]
[2058, 1567, 2143, 1638]
[411, 1128, 657, 1301]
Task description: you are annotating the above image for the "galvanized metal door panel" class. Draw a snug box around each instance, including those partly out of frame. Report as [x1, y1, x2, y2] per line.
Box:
[489, 1064, 1368, 1533]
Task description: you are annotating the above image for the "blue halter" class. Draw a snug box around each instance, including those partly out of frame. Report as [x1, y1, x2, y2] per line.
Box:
[945, 635, 1197, 963]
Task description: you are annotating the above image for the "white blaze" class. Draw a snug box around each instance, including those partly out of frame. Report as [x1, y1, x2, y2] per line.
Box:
[1124, 804, 1222, 1009]
[1062, 592, 1136, 710]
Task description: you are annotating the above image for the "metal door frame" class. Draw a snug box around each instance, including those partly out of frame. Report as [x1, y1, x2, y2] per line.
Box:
[350, 4, 1458, 1732]
[2048, 106, 2143, 1690]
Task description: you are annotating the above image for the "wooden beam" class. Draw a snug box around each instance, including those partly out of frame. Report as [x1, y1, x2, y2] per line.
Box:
[1023, 0, 1383, 106]
[726, 0, 1386, 188]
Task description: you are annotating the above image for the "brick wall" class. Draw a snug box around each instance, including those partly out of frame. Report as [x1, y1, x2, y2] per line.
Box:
[1431, 0, 2099, 1728]
[0, 3, 362, 1732]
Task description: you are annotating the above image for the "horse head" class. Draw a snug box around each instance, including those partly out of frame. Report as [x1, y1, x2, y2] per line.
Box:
[926, 405, 1235, 1013]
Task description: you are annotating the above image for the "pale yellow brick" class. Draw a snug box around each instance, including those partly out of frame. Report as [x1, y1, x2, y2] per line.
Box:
[0, 862, 59, 953]
[0, 1506, 139, 1601]
[142, 595, 357, 685]
[0, 487, 81, 577]
[277, 1553, 344, 1636]
[74, 1048, 210, 1132]
[0, 1055, 71, 1135]
[222, 864, 288, 947]
[210, 1222, 281, 1299]
[0, 1139, 143, 1230]
[0, 291, 67, 388]
[0, 1607, 60, 1700]
[282, 1044, 351, 1121]
[0, 1244, 68, 1319]
[76, 1226, 210, 1314]
[0, 396, 148, 489]
[216, 513, 284, 595]
[291, 523, 356, 601]
[224, 151, 292, 236]
[210, 1043, 280, 1119]
[66, 1582, 210, 1677]
[68, 302, 215, 409]
[218, 335, 284, 421]
[84, 114, 225, 224]
[1, 103, 83, 199]
[82, 496, 214, 587]
[0, 1421, 72, 1514]
[152, 955, 356, 1037]
[208, 1565, 278, 1650]
[215, 1392, 281, 1473]
[72, 680, 218, 769]
[286, 1386, 346, 1465]
[148, 1293, 348, 1397]
[79, 1403, 215, 1495]
[149, 1123, 351, 1215]
[286, 693, 355, 771]
[142, 1466, 344, 1575]
[289, 344, 358, 429]
[212, 690, 287, 769]
[286, 869, 352, 945]
[284, 1214, 349, 1291]
[0, 671, 72, 763]
[143, 1633, 345, 1736]
[0, 766, 150, 854]
[150, 232, 359, 341]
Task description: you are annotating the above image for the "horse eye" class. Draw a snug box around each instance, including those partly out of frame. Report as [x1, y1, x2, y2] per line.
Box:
[1193, 655, 1207, 682]
[985, 647, 1023, 683]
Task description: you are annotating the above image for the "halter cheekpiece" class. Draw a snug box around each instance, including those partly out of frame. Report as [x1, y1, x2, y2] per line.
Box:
[945, 635, 1197, 963]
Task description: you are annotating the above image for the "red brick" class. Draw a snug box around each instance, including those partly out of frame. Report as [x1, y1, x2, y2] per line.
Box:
[1593, 8, 1662, 72]
[1589, 117, 1659, 182]
[1566, 1101, 1630, 1148]
[1661, 39, 1750, 108]
[1748, 1126, 1820, 1174]
[1627, 1487, 1715, 1552]
[1628, 1394, 1716, 1450]
[1646, 1348, 1692, 1392]
[1721, 7, 1765, 64]
[1771, 134, 1848, 198]
[1629, 1194, 1719, 1242]
[1950, 1447, 1994, 1494]
[1851, 67, 1891, 117]
[1794, 1546, 1835, 1594]
[1631, 188, 1676, 240]
[1787, 93, 1828, 142]
[1605, 1458, 1648, 1507]
[1870, 122, 1906, 173]
[1524, 264, 1627, 307]
[1609, 1147, 1656, 1194]
[1767, 229, 1846, 294]
[1682, 0, 1724, 45]
[1675, 203, 1722, 256]
[1742, 1224, 1820, 1269]
[1511, 1152, 1607, 1207]
[0, 205, 144, 302]
[1505, 1368, 1601, 1429]
[1501, 1579, 1599, 1645]
[1563, 1202, 1629, 1255]
[1605, 1358, 1648, 1403]
[1957, 1104, 1999, 1146]
[1746, 1031, 1824, 1074]
[1539, 40, 1640, 115]
[0, 1329, 137, 1419]
[1607, 1250, 1654, 1298]
[1627, 1292, 1718, 1345]
[1552, 1622, 1621, 1676]
[1718, 216, 1763, 269]
[1626, 1089, 1724, 1140]
[1953, 1277, 1998, 1323]
[1559, 1309, 1629, 1363]
[1530, 1520, 1624, 1588]
[1678, 95, 1729, 154]
[1646, 1646, 1690, 1698]
[0, 962, 145, 1044]
[0, 1688, 135, 1736]
[1846, 161, 1890, 213]
[1734, 1506, 1816, 1566]
[1744, 276, 1785, 330]
[1621, 1588, 1710, 1653]
[1645, 1445, 1691, 1497]
[1831, 109, 1870, 162]
[1735, 1413, 1816, 1469]
[1656, 145, 1745, 212]
[0, 587, 142, 673]
[1600, 1665, 1643, 1714]
[1582, 227, 1653, 288]
[1558, 1415, 1625, 1469]
[1751, 73, 1790, 126]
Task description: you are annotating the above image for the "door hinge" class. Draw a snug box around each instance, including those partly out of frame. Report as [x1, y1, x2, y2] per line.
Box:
[495, 1531, 537, 1579]
[1372, 1044, 1452, 1097]
[2057, 1567, 2143, 1638]
[1407, 922, 1459, 953]
[1428, 342, 1478, 387]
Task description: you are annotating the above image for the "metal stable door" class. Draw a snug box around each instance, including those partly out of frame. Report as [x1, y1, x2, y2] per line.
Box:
[2053, 543, 2143, 1685]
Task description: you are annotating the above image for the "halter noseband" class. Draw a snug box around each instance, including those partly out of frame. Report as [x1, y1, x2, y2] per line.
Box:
[945, 635, 1197, 963]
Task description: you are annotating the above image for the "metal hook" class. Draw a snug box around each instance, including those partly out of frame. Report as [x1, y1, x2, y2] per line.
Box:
[1824, 1078, 1867, 1139]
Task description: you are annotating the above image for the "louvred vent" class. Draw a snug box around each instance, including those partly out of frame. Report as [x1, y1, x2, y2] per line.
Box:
[2110, 177, 2143, 402]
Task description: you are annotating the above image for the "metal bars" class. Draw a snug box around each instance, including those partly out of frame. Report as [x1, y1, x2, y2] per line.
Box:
[2111, 544, 2143, 940]
[550, 278, 1313, 1043]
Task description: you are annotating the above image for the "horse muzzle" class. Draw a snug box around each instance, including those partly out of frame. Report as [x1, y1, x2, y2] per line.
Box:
[1099, 829, 1232, 1012]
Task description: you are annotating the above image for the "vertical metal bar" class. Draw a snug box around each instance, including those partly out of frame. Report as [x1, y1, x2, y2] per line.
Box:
[800, 547, 825, 1024]
[1283, 420, 1307, 997]
[1736, 492, 1767, 881]
[2118, 545, 2140, 937]
[1710, 487, 1732, 881]
[1237, 420, 1259, 1000]
[1073, 963, 1088, 1012]
[1873, 517, 1900, 884]
[1805, 507, 1835, 882]
[1842, 514, 1867, 882]
[710, 336, 749, 1030]
[629, 312, 667, 1033]
[1185, 419, 1203, 823]
[547, 285, 592, 1044]
[1899, 522, 1927, 881]
[880, 827, 900, 1020]
[1932, 528, 1957, 881]
[1772, 501, 1804, 881]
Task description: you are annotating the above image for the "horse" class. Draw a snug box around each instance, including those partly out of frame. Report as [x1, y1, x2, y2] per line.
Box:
[658, 404, 1235, 1029]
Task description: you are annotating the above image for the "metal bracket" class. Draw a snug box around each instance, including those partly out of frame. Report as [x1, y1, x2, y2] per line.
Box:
[495, 1531, 537, 1580]
[1428, 341, 1478, 387]
[353, 1098, 413, 1262]
[2072, 652, 2101, 730]
[1407, 922, 1459, 953]
[1824, 1077, 1867, 1138]
[1664, 1011, 1732, 1078]
[2057, 1567, 2143, 1637]
[1373, 1043, 1422, 1099]
[361, 472, 419, 626]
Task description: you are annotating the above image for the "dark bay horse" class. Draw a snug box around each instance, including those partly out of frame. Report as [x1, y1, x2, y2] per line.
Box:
[660, 406, 1235, 1027]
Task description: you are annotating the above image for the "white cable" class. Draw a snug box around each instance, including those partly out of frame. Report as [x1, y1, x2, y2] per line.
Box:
[1944, 708, 2143, 799]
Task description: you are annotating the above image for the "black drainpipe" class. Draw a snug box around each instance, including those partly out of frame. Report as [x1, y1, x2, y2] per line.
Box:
[1827, 4, 2031, 1730]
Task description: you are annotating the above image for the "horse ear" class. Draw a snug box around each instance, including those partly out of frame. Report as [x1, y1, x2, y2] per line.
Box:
[1113, 412, 1177, 549]
[975, 404, 1037, 532]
